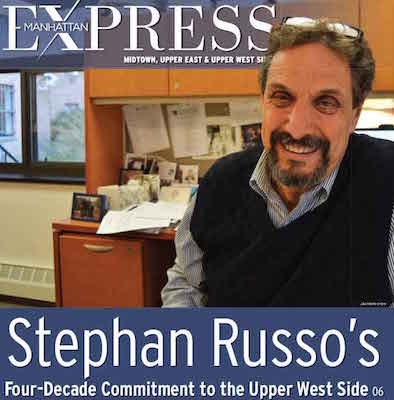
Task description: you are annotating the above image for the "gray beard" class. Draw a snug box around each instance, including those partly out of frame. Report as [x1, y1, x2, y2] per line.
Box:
[267, 147, 329, 191]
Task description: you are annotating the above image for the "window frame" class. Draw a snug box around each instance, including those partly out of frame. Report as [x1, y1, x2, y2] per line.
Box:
[0, 83, 15, 137]
[0, 70, 85, 183]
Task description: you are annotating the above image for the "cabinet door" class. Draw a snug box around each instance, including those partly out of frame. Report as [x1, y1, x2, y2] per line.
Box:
[169, 69, 260, 96]
[88, 69, 169, 97]
[60, 234, 144, 307]
[361, 0, 394, 91]
[277, 0, 359, 27]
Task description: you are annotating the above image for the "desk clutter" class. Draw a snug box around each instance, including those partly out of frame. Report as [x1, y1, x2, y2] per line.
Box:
[72, 99, 263, 234]
[98, 153, 198, 209]
[96, 201, 188, 235]
[87, 154, 199, 234]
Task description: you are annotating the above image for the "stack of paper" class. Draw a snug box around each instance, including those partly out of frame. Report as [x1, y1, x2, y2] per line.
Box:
[97, 201, 188, 235]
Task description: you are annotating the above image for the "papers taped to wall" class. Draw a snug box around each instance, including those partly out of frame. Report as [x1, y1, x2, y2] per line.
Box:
[123, 105, 170, 154]
[167, 104, 209, 158]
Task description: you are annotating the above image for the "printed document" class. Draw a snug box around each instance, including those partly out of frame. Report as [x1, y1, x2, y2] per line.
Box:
[229, 98, 262, 124]
[167, 104, 208, 158]
[97, 201, 188, 234]
[97, 210, 171, 235]
[132, 201, 188, 221]
[123, 105, 170, 154]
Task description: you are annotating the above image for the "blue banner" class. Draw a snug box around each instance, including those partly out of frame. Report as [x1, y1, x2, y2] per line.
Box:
[0, 309, 392, 399]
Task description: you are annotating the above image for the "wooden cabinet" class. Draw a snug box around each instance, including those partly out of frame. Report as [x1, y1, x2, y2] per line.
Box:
[169, 69, 260, 96]
[88, 69, 169, 98]
[53, 220, 175, 307]
[88, 68, 261, 98]
[280, 0, 393, 91]
[360, 0, 394, 91]
[84, 99, 123, 193]
[277, 0, 360, 27]
[60, 235, 144, 307]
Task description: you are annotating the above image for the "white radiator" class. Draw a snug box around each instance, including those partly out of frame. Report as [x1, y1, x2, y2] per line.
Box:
[0, 263, 55, 302]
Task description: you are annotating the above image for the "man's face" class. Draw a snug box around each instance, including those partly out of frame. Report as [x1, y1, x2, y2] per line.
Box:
[261, 43, 361, 190]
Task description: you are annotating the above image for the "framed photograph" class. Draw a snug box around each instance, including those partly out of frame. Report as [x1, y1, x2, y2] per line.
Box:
[140, 174, 160, 203]
[71, 193, 107, 222]
[194, 124, 240, 160]
[119, 169, 143, 185]
[241, 123, 262, 150]
[124, 153, 146, 170]
[158, 161, 177, 187]
[179, 165, 199, 185]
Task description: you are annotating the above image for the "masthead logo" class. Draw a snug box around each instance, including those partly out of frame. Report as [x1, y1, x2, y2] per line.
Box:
[4, 0, 87, 57]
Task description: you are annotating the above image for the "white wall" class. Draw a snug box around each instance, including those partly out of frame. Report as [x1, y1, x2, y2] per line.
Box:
[0, 182, 85, 269]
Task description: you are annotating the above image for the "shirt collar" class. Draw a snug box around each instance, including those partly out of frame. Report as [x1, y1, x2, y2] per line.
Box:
[249, 148, 340, 201]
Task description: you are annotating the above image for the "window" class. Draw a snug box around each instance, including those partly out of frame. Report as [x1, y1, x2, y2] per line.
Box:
[33, 72, 85, 163]
[357, 97, 394, 129]
[0, 74, 22, 163]
[0, 84, 15, 136]
[0, 71, 85, 181]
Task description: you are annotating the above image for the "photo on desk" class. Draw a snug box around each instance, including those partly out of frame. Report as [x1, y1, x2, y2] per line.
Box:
[241, 123, 262, 150]
[179, 165, 199, 185]
[71, 193, 107, 223]
[124, 153, 146, 170]
[158, 161, 177, 187]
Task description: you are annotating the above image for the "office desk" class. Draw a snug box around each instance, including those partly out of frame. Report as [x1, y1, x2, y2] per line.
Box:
[52, 219, 175, 307]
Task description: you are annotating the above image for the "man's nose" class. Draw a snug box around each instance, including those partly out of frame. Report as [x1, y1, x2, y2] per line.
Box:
[284, 100, 315, 139]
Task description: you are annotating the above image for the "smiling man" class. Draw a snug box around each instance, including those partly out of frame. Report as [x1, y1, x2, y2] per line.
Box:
[262, 40, 359, 211]
[161, 18, 394, 307]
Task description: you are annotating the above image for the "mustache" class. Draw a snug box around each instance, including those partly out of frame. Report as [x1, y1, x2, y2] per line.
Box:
[271, 130, 329, 151]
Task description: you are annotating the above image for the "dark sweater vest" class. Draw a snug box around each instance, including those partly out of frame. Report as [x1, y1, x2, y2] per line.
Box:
[190, 134, 394, 307]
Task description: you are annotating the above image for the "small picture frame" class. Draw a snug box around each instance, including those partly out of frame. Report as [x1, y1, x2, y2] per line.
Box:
[241, 123, 262, 150]
[71, 193, 107, 222]
[158, 161, 177, 187]
[179, 165, 199, 185]
[124, 153, 146, 170]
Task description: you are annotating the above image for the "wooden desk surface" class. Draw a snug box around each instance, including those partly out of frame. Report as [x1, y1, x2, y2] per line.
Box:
[53, 219, 176, 241]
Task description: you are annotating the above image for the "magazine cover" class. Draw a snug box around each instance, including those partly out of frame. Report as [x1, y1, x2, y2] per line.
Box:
[0, 0, 393, 398]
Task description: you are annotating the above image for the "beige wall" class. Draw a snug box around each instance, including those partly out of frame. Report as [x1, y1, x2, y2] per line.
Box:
[0, 182, 85, 269]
